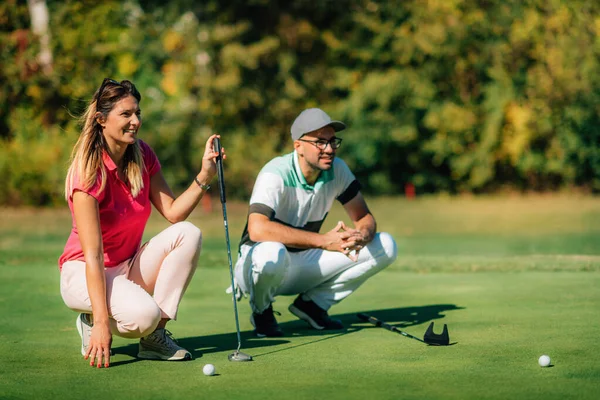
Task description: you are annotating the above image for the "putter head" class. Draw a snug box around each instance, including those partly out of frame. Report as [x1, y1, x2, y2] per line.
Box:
[423, 322, 450, 346]
[228, 351, 253, 362]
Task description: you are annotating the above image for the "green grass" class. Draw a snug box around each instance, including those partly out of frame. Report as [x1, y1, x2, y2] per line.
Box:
[1, 195, 600, 399]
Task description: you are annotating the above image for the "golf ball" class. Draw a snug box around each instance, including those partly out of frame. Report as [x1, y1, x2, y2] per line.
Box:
[203, 363, 216, 376]
[538, 355, 551, 367]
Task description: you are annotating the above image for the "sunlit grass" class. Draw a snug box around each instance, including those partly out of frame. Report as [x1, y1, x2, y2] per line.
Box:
[1, 195, 599, 400]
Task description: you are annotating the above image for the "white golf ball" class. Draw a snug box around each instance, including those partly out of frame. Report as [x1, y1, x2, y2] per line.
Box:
[203, 363, 216, 376]
[538, 355, 551, 367]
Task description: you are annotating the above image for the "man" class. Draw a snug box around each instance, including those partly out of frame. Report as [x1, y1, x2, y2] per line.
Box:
[234, 108, 398, 337]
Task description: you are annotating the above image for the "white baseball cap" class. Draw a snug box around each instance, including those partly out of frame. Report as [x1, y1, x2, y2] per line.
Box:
[290, 108, 346, 140]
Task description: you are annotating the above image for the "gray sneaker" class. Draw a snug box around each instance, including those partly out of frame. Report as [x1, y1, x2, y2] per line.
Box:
[76, 313, 93, 356]
[138, 329, 192, 361]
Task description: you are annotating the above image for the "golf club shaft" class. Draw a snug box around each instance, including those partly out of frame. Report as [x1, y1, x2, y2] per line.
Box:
[357, 313, 426, 343]
[214, 138, 226, 204]
[214, 138, 242, 352]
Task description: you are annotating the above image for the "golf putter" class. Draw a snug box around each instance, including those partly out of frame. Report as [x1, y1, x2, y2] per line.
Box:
[357, 313, 450, 346]
[213, 137, 253, 362]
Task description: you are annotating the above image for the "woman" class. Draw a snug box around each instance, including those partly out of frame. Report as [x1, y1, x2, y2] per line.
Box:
[58, 78, 224, 368]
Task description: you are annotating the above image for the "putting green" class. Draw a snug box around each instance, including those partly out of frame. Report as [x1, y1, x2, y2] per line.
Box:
[1, 196, 599, 399]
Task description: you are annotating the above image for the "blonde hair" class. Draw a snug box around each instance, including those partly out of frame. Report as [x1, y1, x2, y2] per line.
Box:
[65, 80, 145, 200]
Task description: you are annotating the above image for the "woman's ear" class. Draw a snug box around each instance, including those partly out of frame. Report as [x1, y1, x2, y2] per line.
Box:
[95, 112, 105, 127]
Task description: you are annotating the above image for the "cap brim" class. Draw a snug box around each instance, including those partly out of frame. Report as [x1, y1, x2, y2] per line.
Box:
[327, 121, 346, 132]
[293, 120, 347, 140]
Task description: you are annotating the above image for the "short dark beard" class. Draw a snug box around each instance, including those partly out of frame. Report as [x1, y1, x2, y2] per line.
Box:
[306, 155, 334, 172]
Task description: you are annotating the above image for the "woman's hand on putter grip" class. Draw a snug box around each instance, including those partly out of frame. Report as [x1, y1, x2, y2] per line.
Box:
[198, 134, 226, 184]
[85, 323, 112, 368]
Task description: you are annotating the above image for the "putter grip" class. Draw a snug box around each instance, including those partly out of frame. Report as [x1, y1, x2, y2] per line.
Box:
[213, 137, 226, 204]
[357, 313, 370, 321]
[358, 313, 399, 332]
[357, 313, 383, 327]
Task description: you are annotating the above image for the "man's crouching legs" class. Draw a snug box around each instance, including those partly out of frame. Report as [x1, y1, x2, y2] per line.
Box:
[238, 242, 290, 337]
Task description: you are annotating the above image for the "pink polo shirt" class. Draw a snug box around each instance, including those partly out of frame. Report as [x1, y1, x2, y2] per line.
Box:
[58, 140, 161, 269]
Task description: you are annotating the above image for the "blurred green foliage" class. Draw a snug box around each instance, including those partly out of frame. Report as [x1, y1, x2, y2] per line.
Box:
[1, 0, 599, 205]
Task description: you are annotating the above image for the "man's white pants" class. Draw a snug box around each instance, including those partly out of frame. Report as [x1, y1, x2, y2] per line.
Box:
[234, 232, 398, 314]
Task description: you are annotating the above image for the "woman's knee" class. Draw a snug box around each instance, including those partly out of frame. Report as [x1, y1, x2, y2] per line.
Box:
[174, 221, 203, 250]
[116, 303, 161, 338]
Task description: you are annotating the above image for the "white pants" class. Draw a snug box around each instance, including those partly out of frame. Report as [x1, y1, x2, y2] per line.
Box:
[60, 221, 202, 339]
[234, 232, 398, 314]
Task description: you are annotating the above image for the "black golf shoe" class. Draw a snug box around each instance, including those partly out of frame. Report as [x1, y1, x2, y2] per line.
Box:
[250, 304, 284, 337]
[288, 295, 343, 330]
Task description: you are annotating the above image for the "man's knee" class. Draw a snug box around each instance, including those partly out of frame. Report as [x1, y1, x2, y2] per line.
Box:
[251, 242, 289, 278]
[379, 232, 398, 262]
[372, 232, 398, 269]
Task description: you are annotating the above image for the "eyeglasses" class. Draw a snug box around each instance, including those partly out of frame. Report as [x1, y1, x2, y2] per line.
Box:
[95, 78, 120, 102]
[297, 137, 343, 150]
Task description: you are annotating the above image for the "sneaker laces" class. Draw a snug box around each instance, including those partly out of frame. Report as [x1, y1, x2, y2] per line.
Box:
[147, 329, 181, 350]
[255, 307, 280, 326]
[163, 329, 178, 343]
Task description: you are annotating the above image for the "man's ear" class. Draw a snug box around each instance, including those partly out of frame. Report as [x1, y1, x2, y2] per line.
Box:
[95, 112, 105, 127]
[294, 140, 303, 155]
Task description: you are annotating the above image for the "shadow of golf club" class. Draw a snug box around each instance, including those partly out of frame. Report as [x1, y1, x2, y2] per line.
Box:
[110, 303, 463, 364]
[342, 304, 464, 328]
[250, 330, 354, 358]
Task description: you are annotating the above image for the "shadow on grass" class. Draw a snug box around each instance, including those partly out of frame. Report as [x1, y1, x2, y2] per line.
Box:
[111, 304, 463, 366]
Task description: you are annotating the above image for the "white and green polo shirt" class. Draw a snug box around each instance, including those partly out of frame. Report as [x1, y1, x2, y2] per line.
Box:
[239, 150, 361, 251]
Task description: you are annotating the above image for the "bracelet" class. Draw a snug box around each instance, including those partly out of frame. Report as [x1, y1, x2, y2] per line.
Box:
[194, 177, 211, 191]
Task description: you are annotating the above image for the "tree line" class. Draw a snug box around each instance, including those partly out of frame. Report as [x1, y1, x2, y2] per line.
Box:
[1, 0, 599, 205]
